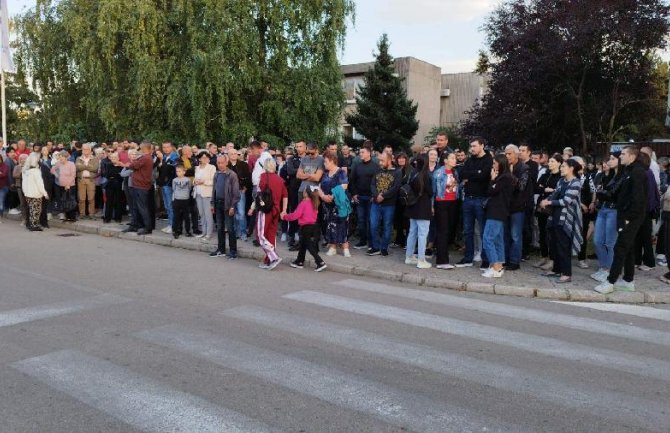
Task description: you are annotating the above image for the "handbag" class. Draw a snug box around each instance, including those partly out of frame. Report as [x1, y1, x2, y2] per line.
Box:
[60, 189, 78, 213]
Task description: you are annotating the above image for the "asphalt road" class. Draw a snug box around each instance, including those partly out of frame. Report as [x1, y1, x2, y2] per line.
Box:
[1, 222, 669, 433]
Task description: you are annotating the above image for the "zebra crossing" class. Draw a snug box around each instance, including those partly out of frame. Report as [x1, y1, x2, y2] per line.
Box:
[4, 276, 670, 432]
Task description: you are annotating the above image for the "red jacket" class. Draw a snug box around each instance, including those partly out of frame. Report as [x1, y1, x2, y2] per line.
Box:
[129, 154, 153, 191]
[259, 172, 287, 215]
[0, 162, 8, 189]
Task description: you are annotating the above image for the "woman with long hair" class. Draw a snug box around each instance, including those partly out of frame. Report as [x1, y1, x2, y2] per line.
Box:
[591, 152, 623, 282]
[482, 154, 515, 278]
[392, 152, 410, 248]
[539, 159, 584, 283]
[533, 154, 563, 270]
[404, 154, 434, 269]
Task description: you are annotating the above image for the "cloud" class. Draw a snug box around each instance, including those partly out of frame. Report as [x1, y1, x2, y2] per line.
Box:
[379, 0, 498, 24]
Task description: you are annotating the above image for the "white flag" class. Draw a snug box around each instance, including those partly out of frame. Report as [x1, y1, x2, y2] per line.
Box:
[0, 0, 15, 74]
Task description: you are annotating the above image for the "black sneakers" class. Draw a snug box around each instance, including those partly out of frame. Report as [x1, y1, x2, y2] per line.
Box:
[290, 261, 304, 269]
[353, 241, 368, 250]
[209, 250, 225, 258]
[367, 248, 381, 256]
[455, 259, 473, 268]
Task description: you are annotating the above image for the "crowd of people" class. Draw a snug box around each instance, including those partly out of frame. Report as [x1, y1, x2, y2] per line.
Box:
[1, 135, 668, 294]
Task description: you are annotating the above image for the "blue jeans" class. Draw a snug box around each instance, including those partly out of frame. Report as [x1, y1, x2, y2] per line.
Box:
[0, 186, 8, 214]
[370, 203, 395, 251]
[462, 197, 486, 262]
[356, 196, 372, 245]
[505, 211, 525, 265]
[235, 192, 247, 238]
[161, 185, 173, 225]
[483, 219, 505, 264]
[406, 219, 430, 261]
[594, 207, 618, 269]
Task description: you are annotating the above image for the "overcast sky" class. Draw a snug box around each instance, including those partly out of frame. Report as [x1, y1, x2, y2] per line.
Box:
[9, 0, 496, 73]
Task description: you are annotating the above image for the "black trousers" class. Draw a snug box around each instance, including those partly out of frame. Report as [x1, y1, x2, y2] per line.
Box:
[635, 212, 655, 267]
[662, 214, 670, 271]
[104, 182, 124, 222]
[188, 195, 200, 233]
[608, 218, 643, 284]
[130, 187, 152, 231]
[215, 200, 237, 254]
[538, 212, 550, 258]
[39, 197, 50, 226]
[578, 212, 592, 261]
[393, 203, 409, 247]
[434, 200, 458, 265]
[172, 199, 191, 235]
[522, 208, 534, 257]
[296, 223, 323, 265]
[550, 226, 572, 276]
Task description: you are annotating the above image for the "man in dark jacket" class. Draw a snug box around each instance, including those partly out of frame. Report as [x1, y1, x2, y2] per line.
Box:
[228, 147, 252, 241]
[368, 151, 402, 256]
[283, 141, 306, 250]
[350, 144, 379, 249]
[519, 143, 538, 259]
[210, 154, 241, 259]
[456, 137, 492, 268]
[595, 146, 648, 294]
[504, 144, 530, 270]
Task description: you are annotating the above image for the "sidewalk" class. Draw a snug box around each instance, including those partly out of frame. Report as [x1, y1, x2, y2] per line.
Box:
[12, 215, 670, 304]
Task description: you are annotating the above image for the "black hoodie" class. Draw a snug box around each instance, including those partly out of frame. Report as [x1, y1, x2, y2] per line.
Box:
[616, 159, 647, 224]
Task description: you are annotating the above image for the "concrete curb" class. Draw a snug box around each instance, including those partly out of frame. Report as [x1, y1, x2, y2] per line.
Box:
[11, 215, 669, 304]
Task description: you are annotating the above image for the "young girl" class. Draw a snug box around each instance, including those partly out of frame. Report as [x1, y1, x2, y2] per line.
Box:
[282, 186, 327, 272]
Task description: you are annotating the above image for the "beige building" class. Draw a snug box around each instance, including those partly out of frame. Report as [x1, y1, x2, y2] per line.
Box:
[341, 57, 488, 145]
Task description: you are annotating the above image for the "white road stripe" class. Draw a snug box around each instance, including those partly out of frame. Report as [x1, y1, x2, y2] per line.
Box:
[224, 305, 670, 432]
[0, 294, 129, 328]
[137, 325, 524, 433]
[12, 350, 282, 433]
[334, 279, 670, 346]
[553, 301, 670, 322]
[284, 291, 670, 381]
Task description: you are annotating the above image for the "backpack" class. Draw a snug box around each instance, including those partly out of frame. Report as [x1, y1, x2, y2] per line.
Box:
[398, 174, 418, 207]
[255, 174, 274, 213]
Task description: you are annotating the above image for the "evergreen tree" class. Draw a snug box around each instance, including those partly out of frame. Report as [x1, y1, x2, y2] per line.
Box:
[345, 34, 418, 150]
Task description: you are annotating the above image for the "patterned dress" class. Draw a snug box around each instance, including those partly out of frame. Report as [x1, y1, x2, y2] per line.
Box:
[320, 169, 349, 244]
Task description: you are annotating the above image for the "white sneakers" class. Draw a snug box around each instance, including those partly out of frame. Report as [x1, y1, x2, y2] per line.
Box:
[326, 248, 337, 256]
[343, 249, 351, 258]
[590, 269, 609, 283]
[161, 226, 173, 234]
[417, 260, 432, 269]
[594, 278, 635, 294]
[577, 260, 589, 269]
[405, 256, 419, 265]
[637, 264, 654, 271]
[436, 264, 455, 270]
[8, 208, 20, 215]
[482, 268, 504, 278]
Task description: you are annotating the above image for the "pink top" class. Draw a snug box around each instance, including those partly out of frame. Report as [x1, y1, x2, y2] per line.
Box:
[51, 161, 76, 188]
[283, 198, 318, 226]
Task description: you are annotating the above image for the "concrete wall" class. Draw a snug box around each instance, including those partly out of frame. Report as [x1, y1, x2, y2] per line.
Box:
[340, 58, 487, 145]
[396, 57, 442, 145]
[440, 73, 489, 128]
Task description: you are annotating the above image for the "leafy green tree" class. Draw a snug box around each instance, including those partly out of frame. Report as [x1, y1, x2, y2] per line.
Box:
[463, 0, 670, 153]
[14, 0, 354, 144]
[345, 34, 418, 151]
